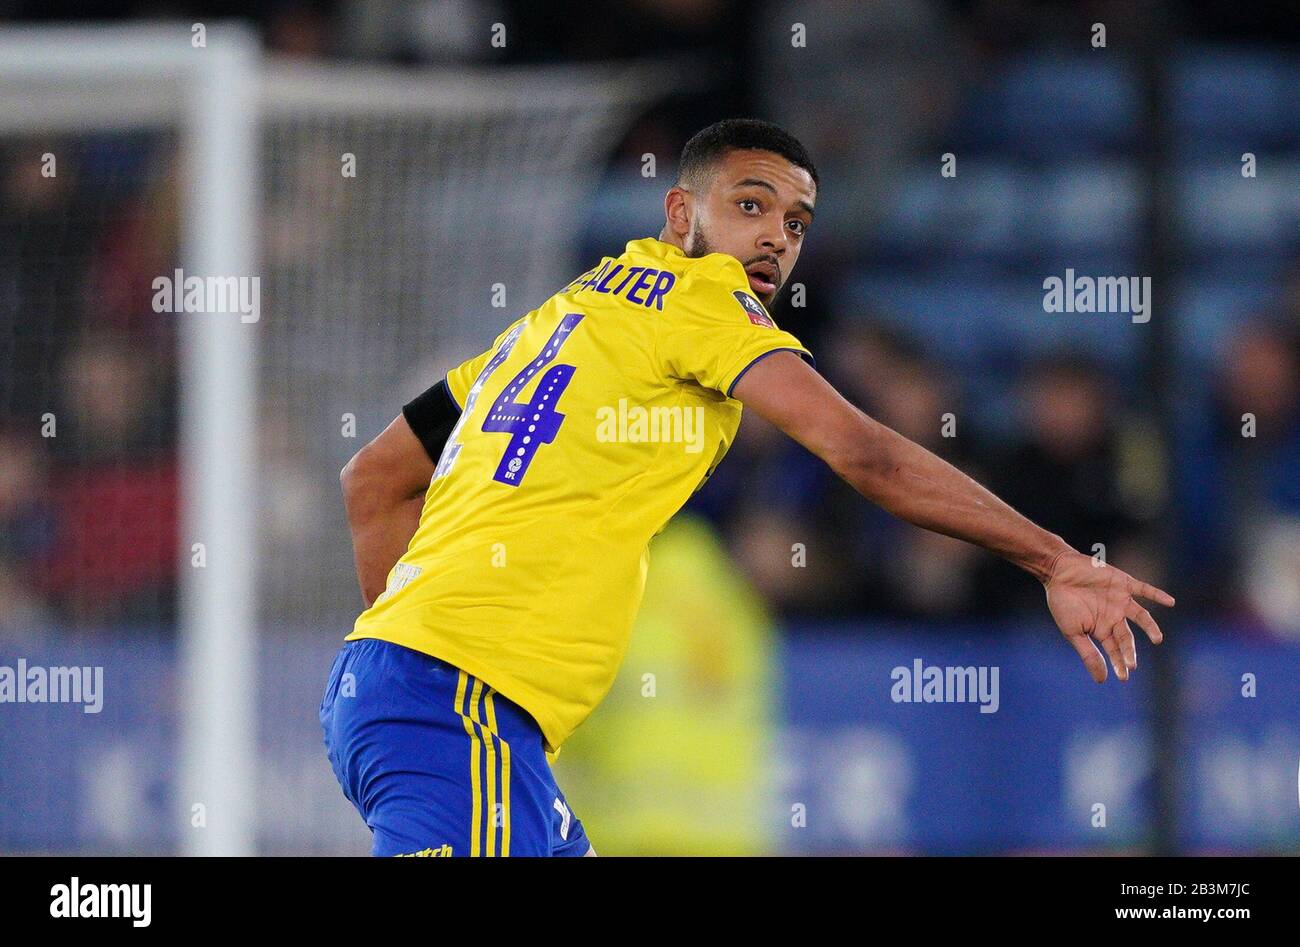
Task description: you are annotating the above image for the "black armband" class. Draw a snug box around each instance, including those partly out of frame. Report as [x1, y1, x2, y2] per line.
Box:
[402, 379, 461, 462]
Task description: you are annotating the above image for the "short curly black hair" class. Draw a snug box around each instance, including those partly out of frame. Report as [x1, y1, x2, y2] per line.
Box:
[677, 118, 819, 192]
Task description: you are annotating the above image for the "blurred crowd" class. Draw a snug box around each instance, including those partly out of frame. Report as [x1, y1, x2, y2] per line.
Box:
[2, 0, 1298, 640]
[1, 136, 180, 636]
[690, 310, 1300, 636]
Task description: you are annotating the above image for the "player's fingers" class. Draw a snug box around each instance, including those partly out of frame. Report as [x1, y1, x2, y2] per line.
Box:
[1070, 634, 1107, 684]
[1099, 632, 1129, 682]
[1126, 600, 1164, 645]
[1115, 618, 1137, 670]
[1130, 579, 1175, 608]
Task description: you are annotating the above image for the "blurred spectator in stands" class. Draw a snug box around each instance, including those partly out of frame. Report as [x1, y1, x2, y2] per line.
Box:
[822, 321, 985, 620]
[34, 333, 178, 629]
[0, 556, 53, 641]
[973, 353, 1156, 617]
[266, 0, 333, 58]
[757, 0, 964, 253]
[1209, 321, 1300, 636]
[257, 402, 335, 625]
[0, 428, 58, 638]
[0, 140, 90, 420]
[821, 320, 924, 415]
[689, 395, 845, 617]
[84, 145, 179, 343]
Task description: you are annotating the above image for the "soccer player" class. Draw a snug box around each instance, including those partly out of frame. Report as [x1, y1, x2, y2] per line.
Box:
[321, 118, 1174, 857]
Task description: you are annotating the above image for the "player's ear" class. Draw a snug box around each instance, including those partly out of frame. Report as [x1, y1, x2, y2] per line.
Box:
[662, 186, 692, 241]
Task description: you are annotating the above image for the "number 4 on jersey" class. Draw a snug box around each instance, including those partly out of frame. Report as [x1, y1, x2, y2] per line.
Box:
[436, 312, 579, 489]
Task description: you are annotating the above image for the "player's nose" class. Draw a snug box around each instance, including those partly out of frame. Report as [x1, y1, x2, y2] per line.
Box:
[757, 226, 787, 255]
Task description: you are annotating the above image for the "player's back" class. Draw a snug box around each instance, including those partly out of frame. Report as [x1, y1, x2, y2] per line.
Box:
[347, 236, 811, 752]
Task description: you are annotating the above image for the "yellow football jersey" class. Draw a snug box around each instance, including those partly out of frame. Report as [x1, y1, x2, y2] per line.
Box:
[347, 236, 812, 752]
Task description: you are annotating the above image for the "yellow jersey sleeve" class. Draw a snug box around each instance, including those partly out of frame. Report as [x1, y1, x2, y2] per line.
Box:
[659, 258, 813, 397]
[445, 317, 527, 409]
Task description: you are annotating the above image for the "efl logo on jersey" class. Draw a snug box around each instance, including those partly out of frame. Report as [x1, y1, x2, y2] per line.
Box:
[733, 290, 775, 327]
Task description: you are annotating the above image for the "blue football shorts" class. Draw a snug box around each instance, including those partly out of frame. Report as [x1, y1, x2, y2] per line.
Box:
[320, 637, 591, 857]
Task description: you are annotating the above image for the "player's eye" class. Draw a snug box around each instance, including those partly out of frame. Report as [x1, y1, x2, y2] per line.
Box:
[787, 219, 806, 236]
[738, 199, 760, 214]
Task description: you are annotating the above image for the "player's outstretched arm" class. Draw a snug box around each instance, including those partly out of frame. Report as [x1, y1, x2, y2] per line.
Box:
[340, 415, 435, 606]
[731, 351, 1175, 682]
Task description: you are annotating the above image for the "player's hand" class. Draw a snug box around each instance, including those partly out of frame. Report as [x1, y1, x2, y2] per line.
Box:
[1043, 550, 1175, 683]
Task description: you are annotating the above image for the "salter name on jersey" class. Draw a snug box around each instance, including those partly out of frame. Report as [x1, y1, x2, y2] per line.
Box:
[564, 259, 677, 309]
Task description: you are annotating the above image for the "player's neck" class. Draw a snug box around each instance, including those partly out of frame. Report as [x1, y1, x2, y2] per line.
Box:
[657, 225, 686, 252]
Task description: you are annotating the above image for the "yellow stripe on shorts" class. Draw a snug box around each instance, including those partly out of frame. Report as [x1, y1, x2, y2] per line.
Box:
[455, 670, 482, 857]
[474, 680, 498, 856]
[484, 690, 511, 856]
[455, 671, 512, 857]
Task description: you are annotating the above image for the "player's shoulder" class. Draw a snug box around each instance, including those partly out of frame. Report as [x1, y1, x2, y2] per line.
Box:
[666, 254, 777, 329]
[492, 312, 531, 347]
[623, 238, 762, 312]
